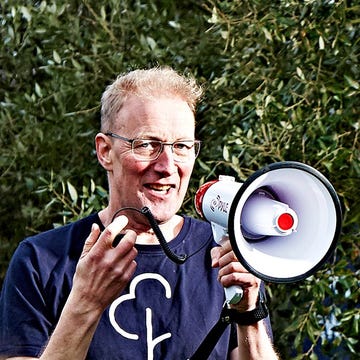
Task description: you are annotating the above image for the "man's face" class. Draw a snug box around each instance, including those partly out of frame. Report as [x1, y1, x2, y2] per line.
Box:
[104, 95, 196, 225]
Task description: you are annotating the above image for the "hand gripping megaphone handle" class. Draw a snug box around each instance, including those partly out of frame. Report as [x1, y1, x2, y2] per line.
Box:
[211, 222, 244, 305]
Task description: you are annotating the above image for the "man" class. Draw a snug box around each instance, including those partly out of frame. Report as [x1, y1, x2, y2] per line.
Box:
[0, 67, 279, 359]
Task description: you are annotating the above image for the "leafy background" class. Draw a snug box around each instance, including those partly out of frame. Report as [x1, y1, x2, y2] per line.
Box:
[0, 1, 359, 358]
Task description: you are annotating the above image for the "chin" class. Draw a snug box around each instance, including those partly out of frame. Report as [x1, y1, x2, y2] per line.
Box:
[138, 195, 182, 222]
[148, 207, 178, 224]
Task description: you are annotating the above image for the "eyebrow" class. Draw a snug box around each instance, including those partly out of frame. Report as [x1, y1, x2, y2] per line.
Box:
[135, 135, 195, 142]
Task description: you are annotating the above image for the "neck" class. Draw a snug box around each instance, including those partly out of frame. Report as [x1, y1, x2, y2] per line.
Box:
[98, 207, 184, 245]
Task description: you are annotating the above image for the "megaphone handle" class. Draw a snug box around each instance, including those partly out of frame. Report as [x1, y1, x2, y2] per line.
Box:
[211, 223, 244, 305]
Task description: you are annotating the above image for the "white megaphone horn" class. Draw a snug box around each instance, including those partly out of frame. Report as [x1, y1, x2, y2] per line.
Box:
[195, 161, 342, 304]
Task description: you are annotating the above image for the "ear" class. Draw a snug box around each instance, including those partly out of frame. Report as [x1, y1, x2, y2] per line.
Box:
[95, 133, 113, 171]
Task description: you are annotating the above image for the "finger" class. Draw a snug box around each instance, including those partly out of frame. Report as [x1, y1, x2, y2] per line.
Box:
[219, 268, 261, 309]
[99, 215, 129, 249]
[217, 249, 239, 269]
[211, 239, 235, 266]
[219, 266, 258, 288]
[218, 261, 248, 278]
[211, 242, 238, 268]
[112, 230, 138, 259]
[80, 223, 101, 259]
[219, 238, 233, 252]
[210, 246, 221, 267]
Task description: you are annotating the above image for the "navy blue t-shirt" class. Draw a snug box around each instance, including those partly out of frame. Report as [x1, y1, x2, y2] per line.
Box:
[0, 214, 246, 359]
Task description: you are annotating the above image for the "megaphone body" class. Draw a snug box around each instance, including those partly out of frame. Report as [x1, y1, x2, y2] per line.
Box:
[195, 161, 342, 303]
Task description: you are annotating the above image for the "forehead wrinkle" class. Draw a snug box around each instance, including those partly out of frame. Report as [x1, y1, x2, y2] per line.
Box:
[113, 96, 195, 140]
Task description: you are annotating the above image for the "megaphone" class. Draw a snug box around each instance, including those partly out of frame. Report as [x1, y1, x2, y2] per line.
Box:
[195, 161, 342, 301]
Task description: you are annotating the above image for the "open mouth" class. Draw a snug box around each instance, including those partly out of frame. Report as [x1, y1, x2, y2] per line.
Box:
[146, 184, 173, 192]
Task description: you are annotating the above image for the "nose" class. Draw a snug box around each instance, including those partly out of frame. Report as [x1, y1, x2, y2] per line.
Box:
[153, 144, 177, 175]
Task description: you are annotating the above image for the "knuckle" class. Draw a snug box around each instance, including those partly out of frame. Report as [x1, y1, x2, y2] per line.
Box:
[103, 227, 116, 241]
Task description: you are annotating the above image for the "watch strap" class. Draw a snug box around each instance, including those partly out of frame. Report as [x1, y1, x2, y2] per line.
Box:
[221, 291, 269, 326]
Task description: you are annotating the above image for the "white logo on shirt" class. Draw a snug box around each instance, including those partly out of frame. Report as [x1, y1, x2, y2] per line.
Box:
[109, 273, 172, 360]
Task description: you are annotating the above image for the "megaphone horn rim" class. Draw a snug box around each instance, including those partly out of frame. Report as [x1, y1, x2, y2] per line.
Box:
[228, 161, 343, 283]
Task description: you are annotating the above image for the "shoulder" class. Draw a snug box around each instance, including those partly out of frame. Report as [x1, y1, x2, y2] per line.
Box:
[15, 213, 101, 261]
[183, 215, 212, 231]
[3, 213, 102, 297]
[181, 215, 213, 240]
[177, 215, 215, 252]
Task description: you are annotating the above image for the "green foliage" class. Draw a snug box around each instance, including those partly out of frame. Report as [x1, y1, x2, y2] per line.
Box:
[34, 174, 108, 227]
[0, 0, 359, 358]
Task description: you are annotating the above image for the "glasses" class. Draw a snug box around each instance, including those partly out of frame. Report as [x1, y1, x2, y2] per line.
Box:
[105, 132, 201, 162]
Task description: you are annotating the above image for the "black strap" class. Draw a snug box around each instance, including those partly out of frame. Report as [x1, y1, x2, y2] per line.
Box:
[189, 305, 231, 360]
[189, 291, 268, 359]
[224, 292, 268, 326]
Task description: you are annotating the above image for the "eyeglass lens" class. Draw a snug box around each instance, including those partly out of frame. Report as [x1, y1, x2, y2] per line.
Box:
[132, 140, 199, 161]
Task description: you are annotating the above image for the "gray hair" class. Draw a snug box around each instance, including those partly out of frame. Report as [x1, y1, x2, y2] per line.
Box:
[100, 66, 203, 131]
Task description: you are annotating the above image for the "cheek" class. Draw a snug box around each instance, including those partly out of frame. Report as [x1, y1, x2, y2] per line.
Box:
[179, 164, 194, 188]
[115, 151, 147, 172]
[112, 156, 149, 186]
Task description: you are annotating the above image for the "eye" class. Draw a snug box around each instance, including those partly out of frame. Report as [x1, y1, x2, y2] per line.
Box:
[174, 142, 193, 151]
[138, 141, 151, 149]
[134, 140, 160, 151]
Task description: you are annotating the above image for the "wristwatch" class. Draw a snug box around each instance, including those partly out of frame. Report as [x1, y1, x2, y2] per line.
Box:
[221, 291, 269, 326]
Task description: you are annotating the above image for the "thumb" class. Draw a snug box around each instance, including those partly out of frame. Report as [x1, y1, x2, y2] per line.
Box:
[80, 223, 101, 259]
[211, 246, 221, 268]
